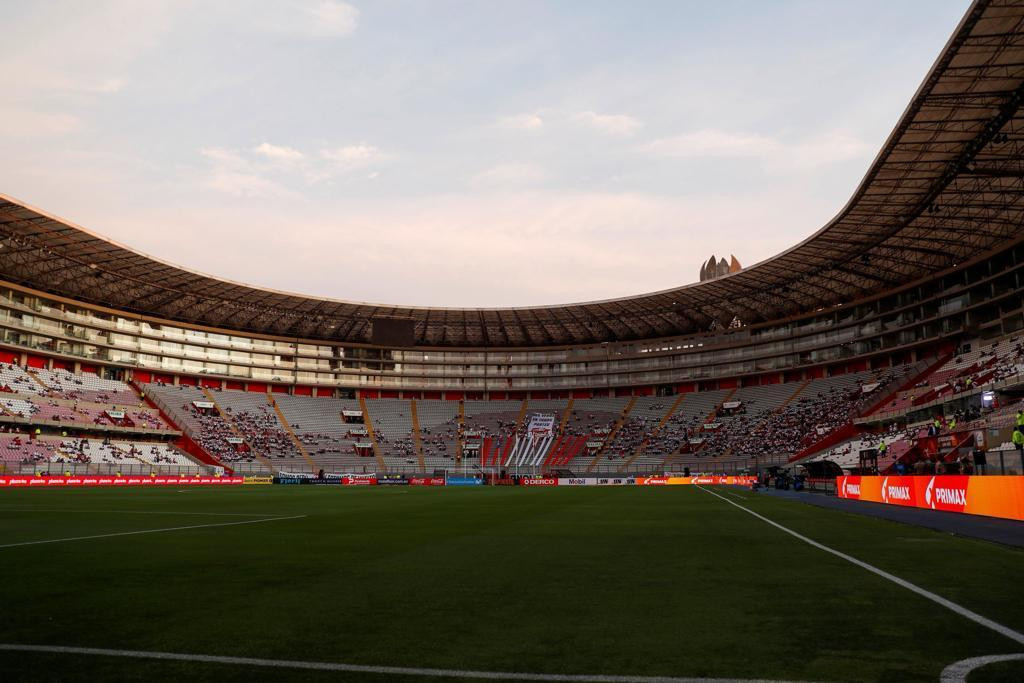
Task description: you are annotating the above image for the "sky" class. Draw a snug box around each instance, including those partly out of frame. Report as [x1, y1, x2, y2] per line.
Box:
[0, 0, 972, 308]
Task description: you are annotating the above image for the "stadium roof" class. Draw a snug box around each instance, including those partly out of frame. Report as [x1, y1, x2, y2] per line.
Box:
[3, 0, 1024, 348]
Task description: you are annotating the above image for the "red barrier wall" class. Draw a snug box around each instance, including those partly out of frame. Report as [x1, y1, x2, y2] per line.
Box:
[0, 475, 244, 487]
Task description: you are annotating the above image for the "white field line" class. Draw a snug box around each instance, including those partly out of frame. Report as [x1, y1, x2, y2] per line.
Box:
[940, 653, 1024, 682]
[695, 486, 1024, 647]
[0, 643, 799, 682]
[0, 515, 306, 549]
[0, 507, 285, 517]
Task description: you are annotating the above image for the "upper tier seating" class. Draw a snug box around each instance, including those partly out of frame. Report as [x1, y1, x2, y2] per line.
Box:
[146, 384, 256, 465]
[274, 394, 371, 472]
[728, 368, 911, 458]
[0, 392, 171, 431]
[648, 389, 731, 461]
[414, 399, 458, 470]
[464, 400, 519, 439]
[697, 382, 809, 457]
[33, 367, 140, 405]
[363, 399, 417, 468]
[0, 363, 140, 405]
[606, 397, 680, 469]
[209, 390, 304, 467]
[877, 335, 1024, 414]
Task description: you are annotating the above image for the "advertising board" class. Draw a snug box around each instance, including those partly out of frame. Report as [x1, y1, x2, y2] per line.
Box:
[836, 475, 1024, 521]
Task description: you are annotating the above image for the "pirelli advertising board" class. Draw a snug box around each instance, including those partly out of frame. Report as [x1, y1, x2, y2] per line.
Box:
[837, 475, 1024, 522]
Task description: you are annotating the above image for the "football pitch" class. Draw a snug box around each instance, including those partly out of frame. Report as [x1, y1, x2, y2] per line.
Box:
[1, 485, 1022, 682]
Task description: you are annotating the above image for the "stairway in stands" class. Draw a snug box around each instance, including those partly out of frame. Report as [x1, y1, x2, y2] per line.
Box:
[585, 397, 637, 472]
[200, 387, 275, 472]
[409, 398, 427, 471]
[357, 395, 389, 472]
[268, 393, 317, 472]
[618, 393, 686, 471]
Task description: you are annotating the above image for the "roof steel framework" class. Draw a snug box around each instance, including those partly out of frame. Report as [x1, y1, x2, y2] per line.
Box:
[2, 0, 1024, 348]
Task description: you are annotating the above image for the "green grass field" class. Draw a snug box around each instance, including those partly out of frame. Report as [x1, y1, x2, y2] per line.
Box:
[1, 485, 1022, 682]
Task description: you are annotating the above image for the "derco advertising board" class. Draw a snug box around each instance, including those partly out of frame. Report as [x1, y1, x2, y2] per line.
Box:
[837, 475, 1024, 522]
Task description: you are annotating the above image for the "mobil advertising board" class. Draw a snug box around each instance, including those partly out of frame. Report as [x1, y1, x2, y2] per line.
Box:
[557, 477, 598, 486]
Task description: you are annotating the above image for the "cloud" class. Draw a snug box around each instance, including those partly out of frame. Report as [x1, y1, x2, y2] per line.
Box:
[320, 144, 389, 170]
[0, 107, 82, 137]
[200, 146, 297, 198]
[0, 1, 175, 98]
[253, 0, 359, 38]
[498, 113, 544, 131]
[204, 169, 296, 199]
[254, 142, 305, 165]
[471, 162, 548, 187]
[574, 111, 641, 136]
[645, 129, 777, 158]
[305, 1, 359, 36]
[644, 129, 871, 168]
[200, 141, 389, 197]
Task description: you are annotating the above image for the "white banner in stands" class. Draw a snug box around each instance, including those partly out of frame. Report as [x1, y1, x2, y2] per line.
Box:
[861, 382, 881, 394]
[722, 401, 741, 410]
[347, 426, 368, 436]
[354, 441, 373, 448]
[527, 413, 555, 437]
[558, 477, 598, 486]
[226, 437, 244, 444]
[585, 440, 604, 449]
[192, 401, 214, 409]
[106, 410, 125, 419]
[342, 410, 363, 418]
[703, 422, 721, 430]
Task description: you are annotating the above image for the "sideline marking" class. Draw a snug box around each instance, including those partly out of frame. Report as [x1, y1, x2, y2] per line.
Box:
[0, 507, 283, 517]
[940, 654, 1024, 682]
[0, 515, 306, 549]
[696, 486, 1024, 647]
[0, 643, 797, 682]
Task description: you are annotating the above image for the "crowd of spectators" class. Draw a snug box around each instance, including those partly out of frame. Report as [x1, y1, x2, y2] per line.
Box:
[224, 404, 299, 460]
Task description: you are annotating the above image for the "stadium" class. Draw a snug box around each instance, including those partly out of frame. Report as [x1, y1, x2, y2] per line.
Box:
[2, 1, 1024, 681]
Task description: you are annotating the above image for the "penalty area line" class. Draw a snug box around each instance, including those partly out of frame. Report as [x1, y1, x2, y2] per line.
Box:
[695, 486, 1024, 647]
[0, 643, 799, 682]
[0, 515, 306, 549]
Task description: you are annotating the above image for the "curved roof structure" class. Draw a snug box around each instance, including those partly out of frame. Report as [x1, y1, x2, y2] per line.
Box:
[2, 0, 1024, 348]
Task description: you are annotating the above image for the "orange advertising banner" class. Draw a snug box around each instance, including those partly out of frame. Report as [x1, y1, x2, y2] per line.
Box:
[664, 476, 757, 486]
[836, 475, 1024, 522]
